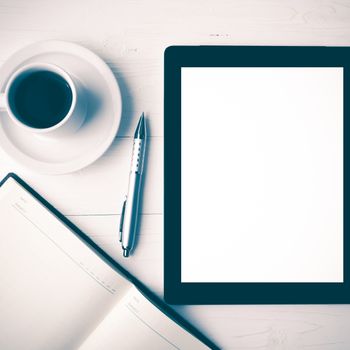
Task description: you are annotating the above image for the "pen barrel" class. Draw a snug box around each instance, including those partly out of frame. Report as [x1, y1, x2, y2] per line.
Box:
[122, 173, 142, 251]
[131, 139, 145, 174]
[120, 136, 146, 254]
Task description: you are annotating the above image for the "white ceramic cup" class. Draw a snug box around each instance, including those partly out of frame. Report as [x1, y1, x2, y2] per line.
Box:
[0, 63, 87, 138]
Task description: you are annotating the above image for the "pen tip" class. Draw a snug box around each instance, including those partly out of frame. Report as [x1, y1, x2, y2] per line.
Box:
[123, 248, 130, 258]
[134, 113, 146, 139]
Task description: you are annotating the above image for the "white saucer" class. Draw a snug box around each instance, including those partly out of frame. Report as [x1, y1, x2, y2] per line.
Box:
[0, 41, 122, 174]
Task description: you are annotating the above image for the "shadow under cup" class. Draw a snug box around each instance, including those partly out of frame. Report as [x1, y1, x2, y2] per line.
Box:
[8, 69, 73, 130]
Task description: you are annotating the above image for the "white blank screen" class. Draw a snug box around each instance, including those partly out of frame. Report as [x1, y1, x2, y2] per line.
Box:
[181, 67, 343, 283]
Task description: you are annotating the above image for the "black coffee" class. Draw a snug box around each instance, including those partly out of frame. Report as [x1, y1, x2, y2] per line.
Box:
[9, 70, 73, 129]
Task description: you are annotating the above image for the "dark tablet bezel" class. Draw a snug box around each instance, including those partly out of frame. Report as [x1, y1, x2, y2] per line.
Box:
[164, 45, 349, 304]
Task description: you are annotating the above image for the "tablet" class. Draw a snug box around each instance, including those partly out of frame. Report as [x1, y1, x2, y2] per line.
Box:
[164, 46, 349, 304]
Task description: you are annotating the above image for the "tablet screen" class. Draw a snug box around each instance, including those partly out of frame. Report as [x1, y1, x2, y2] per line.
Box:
[181, 67, 343, 283]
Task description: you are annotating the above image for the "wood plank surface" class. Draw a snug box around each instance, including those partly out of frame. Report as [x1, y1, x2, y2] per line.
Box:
[1, 1, 350, 348]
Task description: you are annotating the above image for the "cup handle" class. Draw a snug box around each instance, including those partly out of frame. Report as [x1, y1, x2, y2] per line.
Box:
[0, 93, 5, 110]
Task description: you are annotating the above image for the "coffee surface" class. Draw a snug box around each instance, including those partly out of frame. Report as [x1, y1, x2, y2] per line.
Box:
[10, 70, 73, 129]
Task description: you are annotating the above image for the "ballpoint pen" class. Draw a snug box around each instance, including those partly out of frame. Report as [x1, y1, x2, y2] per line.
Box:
[119, 113, 146, 257]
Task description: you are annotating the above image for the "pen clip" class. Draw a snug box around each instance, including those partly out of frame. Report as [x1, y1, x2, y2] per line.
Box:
[119, 197, 127, 242]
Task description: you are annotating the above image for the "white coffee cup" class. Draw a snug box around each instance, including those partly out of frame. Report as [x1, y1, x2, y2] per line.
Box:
[0, 63, 87, 138]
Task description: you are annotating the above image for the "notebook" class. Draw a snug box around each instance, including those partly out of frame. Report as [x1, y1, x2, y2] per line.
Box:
[0, 174, 213, 350]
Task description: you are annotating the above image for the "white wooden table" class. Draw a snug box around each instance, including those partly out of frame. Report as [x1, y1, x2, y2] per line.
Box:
[1, 1, 350, 348]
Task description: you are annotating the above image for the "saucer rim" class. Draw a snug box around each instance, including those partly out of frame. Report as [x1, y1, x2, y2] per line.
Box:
[0, 40, 122, 175]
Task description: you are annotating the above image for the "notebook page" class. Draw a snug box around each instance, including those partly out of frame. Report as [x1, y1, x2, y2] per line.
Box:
[79, 285, 210, 350]
[0, 177, 132, 350]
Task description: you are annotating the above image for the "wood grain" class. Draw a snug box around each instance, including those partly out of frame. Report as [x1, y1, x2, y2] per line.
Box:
[1, 1, 350, 349]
